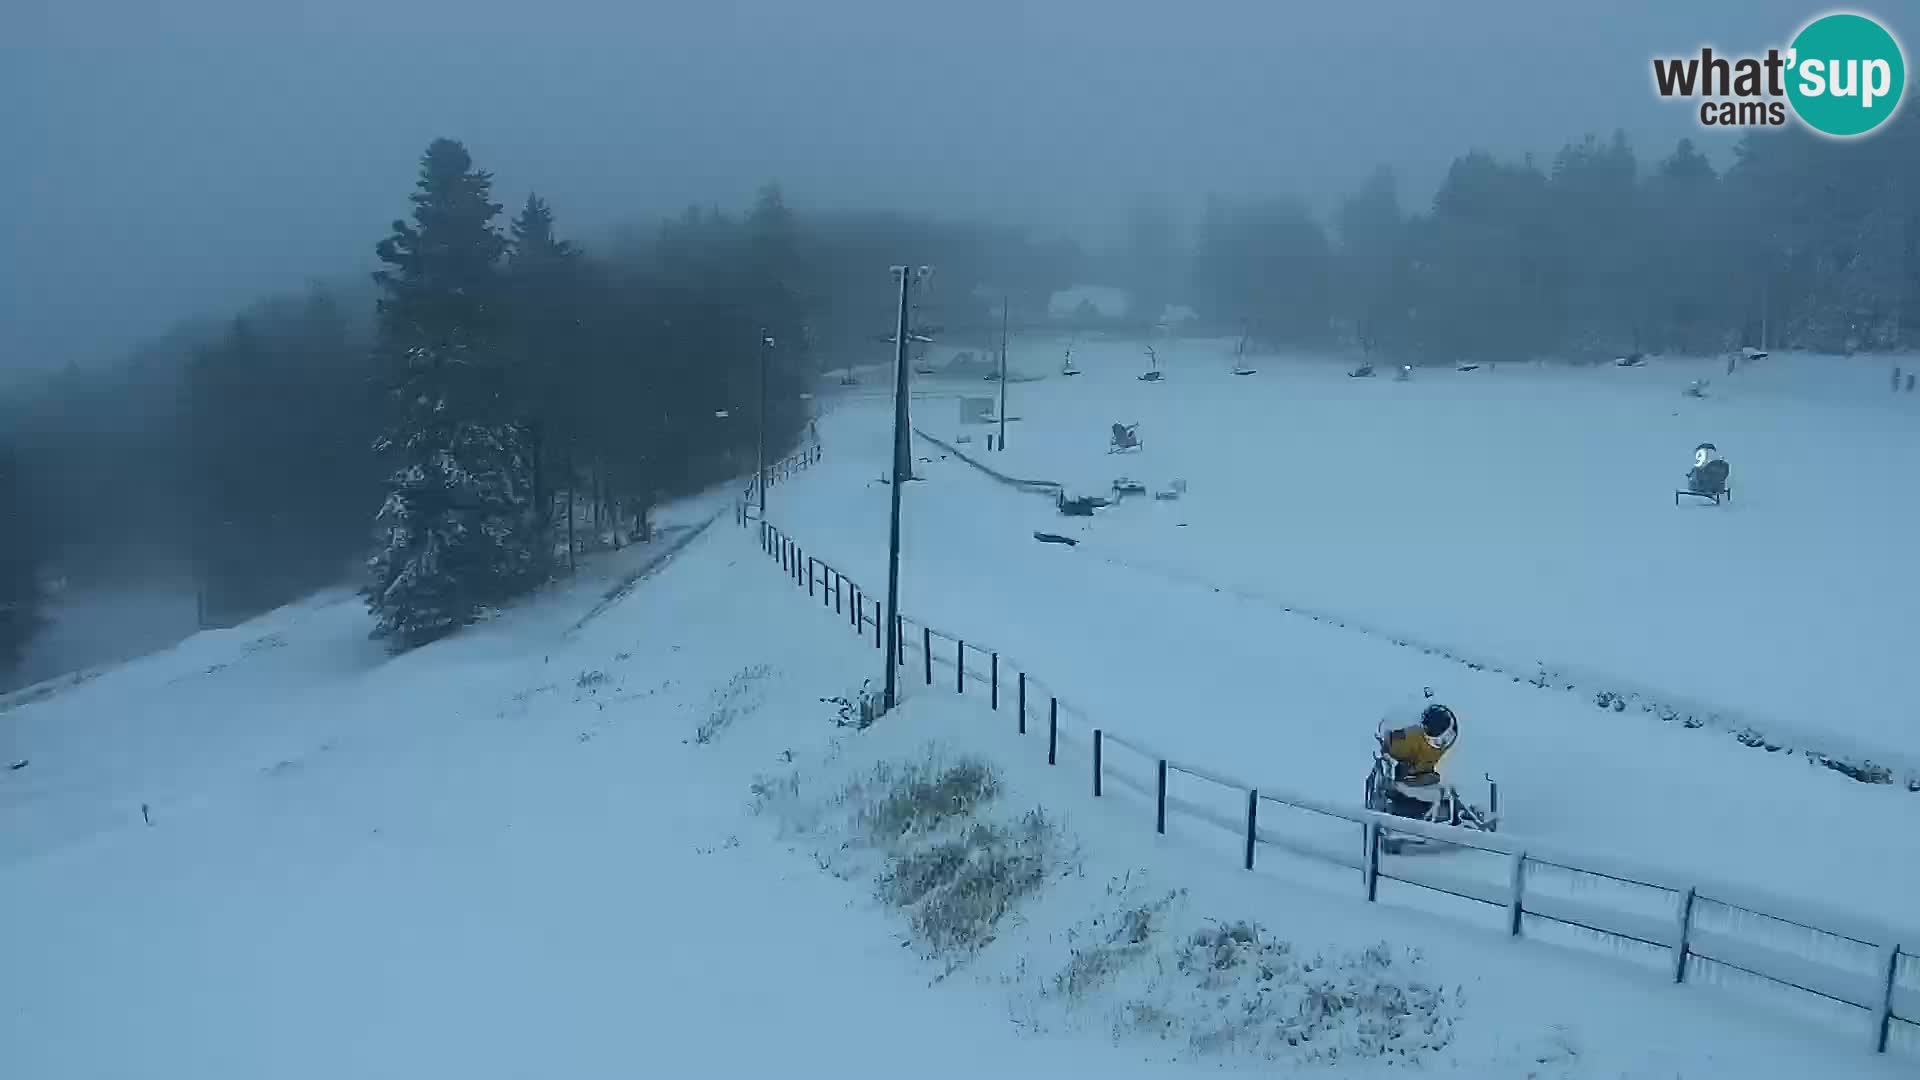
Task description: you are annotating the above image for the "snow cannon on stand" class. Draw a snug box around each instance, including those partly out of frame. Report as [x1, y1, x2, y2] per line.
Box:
[1109, 422, 1141, 454]
[1364, 754, 1500, 855]
[1363, 695, 1498, 856]
[1676, 442, 1731, 505]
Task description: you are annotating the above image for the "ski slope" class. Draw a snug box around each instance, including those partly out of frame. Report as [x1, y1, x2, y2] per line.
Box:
[783, 341, 1920, 939]
[2, 500, 1911, 1076]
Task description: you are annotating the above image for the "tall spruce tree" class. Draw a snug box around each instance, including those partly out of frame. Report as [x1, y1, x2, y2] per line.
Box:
[364, 138, 545, 649]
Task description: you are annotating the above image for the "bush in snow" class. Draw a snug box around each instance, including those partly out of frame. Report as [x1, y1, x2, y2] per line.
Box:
[693, 664, 771, 744]
[1020, 876, 1463, 1067]
[755, 748, 1064, 967]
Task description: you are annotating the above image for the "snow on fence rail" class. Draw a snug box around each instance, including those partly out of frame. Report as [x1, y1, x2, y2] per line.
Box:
[735, 444, 823, 526]
[743, 510, 1918, 1058]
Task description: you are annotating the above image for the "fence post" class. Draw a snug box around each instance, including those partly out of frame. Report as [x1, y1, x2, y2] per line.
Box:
[874, 601, 882, 649]
[849, 587, 859, 629]
[1364, 822, 1380, 901]
[1244, 790, 1258, 870]
[1506, 851, 1526, 937]
[821, 567, 830, 608]
[1156, 760, 1167, 834]
[1093, 729, 1102, 796]
[795, 546, 804, 585]
[1670, 887, 1696, 984]
[923, 627, 932, 685]
[1047, 699, 1057, 764]
[896, 616, 905, 667]
[1018, 674, 1027, 734]
[834, 574, 842, 615]
[957, 639, 965, 693]
[1872, 944, 1900, 1053]
[991, 653, 999, 710]
[807, 558, 815, 597]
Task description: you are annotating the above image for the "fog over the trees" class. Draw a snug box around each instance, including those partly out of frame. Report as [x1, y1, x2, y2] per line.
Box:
[4, 0, 1916, 683]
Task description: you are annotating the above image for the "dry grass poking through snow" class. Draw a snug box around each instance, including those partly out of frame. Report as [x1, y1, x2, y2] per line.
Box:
[1014, 874, 1465, 1068]
[754, 739, 1466, 1068]
[754, 746, 1069, 968]
[692, 664, 772, 744]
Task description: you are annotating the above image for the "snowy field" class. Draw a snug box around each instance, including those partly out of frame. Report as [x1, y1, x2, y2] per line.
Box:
[787, 340, 1920, 940]
[1, 474, 1913, 1074]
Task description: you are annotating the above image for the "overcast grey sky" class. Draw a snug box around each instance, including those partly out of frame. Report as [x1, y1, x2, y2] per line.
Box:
[4, 0, 1841, 372]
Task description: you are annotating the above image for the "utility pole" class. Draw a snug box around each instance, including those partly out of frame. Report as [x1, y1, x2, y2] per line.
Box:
[997, 296, 1009, 451]
[757, 329, 772, 518]
[882, 266, 918, 712]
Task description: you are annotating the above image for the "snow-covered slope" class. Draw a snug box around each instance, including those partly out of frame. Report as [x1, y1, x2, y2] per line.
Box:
[781, 345, 1920, 938]
[2, 514, 1909, 1077]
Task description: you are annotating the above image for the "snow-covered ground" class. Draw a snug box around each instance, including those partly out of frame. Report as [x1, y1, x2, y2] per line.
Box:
[0, 509, 1908, 1076]
[4, 354, 1917, 1075]
[781, 340, 1920, 936]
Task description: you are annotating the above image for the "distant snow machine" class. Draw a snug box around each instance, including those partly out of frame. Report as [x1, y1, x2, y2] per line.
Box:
[1394, 364, 1412, 382]
[1676, 443, 1731, 505]
[1109, 422, 1141, 453]
[1615, 352, 1648, 367]
[1140, 344, 1163, 381]
[1348, 362, 1375, 378]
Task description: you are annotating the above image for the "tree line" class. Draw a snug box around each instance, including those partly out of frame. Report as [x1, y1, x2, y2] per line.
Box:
[6, 117, 1917, 671]
[0, 138, 1078, 669]
[1189, 114, 1920, 360]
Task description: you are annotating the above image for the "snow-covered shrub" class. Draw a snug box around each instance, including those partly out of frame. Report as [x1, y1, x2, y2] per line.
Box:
[820, 679, 880, 730]
[757, 748, 1063, 966]
[1019, 876, 1462, 1067]
[693, 664, 771, 744]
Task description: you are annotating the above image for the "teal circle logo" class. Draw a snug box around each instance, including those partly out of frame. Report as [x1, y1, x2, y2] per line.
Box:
[1786, 13, 1906, 137]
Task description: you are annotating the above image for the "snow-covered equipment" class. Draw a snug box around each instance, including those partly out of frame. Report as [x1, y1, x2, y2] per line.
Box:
[1139, 344, 1163, 382]
[1615, 353, 1648, 367]
[1055, 490, 1110, 517]
[1676, 442, 1731, 505]
[1151, 477, 1186, 501]
[1394, 364, 1412, 381]
[1033, 531, 1079, 546]
[1231, 336, 1257, 375]
[1348, 362, 1375, 378]
[1111, 477, 1147, 496]
[1109, 422, 1141, 453]
[1363, 750, 1500, 855]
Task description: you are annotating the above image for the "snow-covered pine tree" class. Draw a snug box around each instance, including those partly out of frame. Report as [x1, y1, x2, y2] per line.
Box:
[364, 138, 547, 649]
